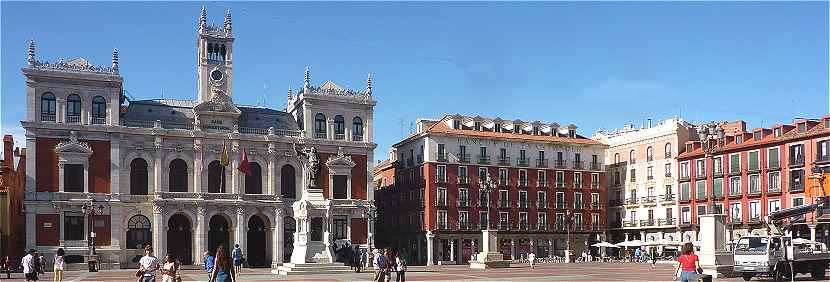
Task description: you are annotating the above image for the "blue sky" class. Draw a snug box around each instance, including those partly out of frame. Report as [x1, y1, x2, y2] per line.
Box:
[2, 2, 828, 158]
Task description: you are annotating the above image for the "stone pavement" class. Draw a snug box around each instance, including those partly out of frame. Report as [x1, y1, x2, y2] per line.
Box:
[2, 262, 827, 281]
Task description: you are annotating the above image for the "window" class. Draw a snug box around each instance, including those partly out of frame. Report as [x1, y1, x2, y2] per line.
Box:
[818, 140, 830, 161]
[798, 123, 806, 132]
[730, 154, 740, 174]
[767, 147, 780, 168]
[437, 210, 447, 229]
[92, 96, 106, 120]
[713, 178, 723, 198]
[768, 171, 780, 192]
[696, 205, 706, 224]
[774, 128, 782, 137]
[538, 191, 547, 207]
[437, 165, 447, 182]
[245, 163, 263, 194]
[479, 167, 487, 183]
[66, 94, 81, 122]
[519, 191, 528, 207]
[314, 113, 326, 138]
[768, 200, 781, 215]
[459, 211, 469, 228]
[591, 173, 599, 188]
[499, 212, 509, 228]
[169, 159, 188, 192]
[748, 174, 760, 194]
[664, 163, 672, 177]
[574, 192, 583, 209]
[712, 157, 722, 175]
[647, 166, 653, 179]
[130, 158, 149, 195]
[793, 197, 804, 207]
[592, 213, 600, 226]
[681, 207, 691, 224]
[333, 216, 348, 239]
[459, 188, 469, 205]
[696, 159, 706, 177]
[474, 121, 482, 131]
[499, 148, 507, 160]
[665, 143, 672, 158]
[574, 172, 582, 188]
[748, 202, 760, 220]
[499, 168, 508, 185]
[695, 180, 706, 200]
[281, 165, 296, 198]
[748, 151, 759, 171]
[437, 188, 447, 205]
[666, 207, 674, 220]
[736, 135, 743, 144]
[574, 213, 583, 227]
[556, 213, 565, 230]
[64, 214, 85, 240]
[790, 144, 804, 164]
[64, 164, 84, 192]
[555, 192, 565, 209]
[680, 162, 690, 178]
[630, 169, 636, 182]
[556, 171, 565, 187]
[458, 166, 468, 184]
[614, 170, 620, 186]
[127, 215, 151, 249]
[614, 153, 620, 164]
[499, 190, 509, 207]
[680, 182, 690, 201]
[729, 176, 741, 196]
[208, 160, 226, 193]
[591, 193, 599, 208]
[494, 123, 502, 132]
[538, 170, 547, 186]
[479, 212, 489, 228]
[646, 146, 653, 161]
[518, 169, 528, 186]
[539, 213, 548, 229]
[790, 169, 804, 191]
[352, 117, 364, 141]
[452, 119, 461, 129]
[629, 150, 636, 163]
[730, 203, 741, 222]
[40, 92, 56, 121]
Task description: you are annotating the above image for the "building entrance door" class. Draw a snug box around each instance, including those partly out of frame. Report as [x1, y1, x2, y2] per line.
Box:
[247, 216, 268, 267]
[284, 217, 295, 262]
[208, 215, 230, 255]
[167, 214, 193, 264]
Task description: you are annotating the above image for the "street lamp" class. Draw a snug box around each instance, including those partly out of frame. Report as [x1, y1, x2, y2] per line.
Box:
[81, 202, 105, 256]
[365, 206, 377, 251]
[565, 209, 573, 263]
[481, 172, 496, 230]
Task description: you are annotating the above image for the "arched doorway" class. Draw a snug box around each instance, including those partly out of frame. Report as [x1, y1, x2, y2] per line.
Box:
[167, 214, 192, 264]
[208, 215, 230, 255]
[247, 215, 268, 267]
[283, 217, 295, 262]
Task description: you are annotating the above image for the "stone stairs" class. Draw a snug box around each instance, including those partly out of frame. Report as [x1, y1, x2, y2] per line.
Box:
[273, 262, 355, 275]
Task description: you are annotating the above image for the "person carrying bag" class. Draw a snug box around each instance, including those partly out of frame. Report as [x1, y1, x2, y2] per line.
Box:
[673, 243, 702, 282]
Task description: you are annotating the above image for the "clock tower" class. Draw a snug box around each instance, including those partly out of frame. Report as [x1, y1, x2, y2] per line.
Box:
[196, 7, 234, 102]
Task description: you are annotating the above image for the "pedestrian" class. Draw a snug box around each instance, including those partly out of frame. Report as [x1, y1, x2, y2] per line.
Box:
[528, 252, 536, 269]
[395, 252, 407, 282]
[634, 247, 641, 263]
[372, 248, 389, 282]
[22, 249, 37, 282]
[4, 256, 13, 279]
[231, 244, 243, 275]
[650, 247, 657, 268]
[137, 245, 160, 282]
[53, 248, 65, 282]
[203, 250, 215, 280]
[160, 254, 178, 282]
[36, 252, 44, 275]
[672, 243, 701, 282]
[209, 245, 236, 282]
[352, 246, 362, 273]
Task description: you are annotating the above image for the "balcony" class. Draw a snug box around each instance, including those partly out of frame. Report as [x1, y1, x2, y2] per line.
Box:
[498, 178, 509, 186]
[712, 169, 723, 177]
[518, 179, 529, 187]
[695, 173, 707, 180]
[555, 159, 566, 169]
[536, 201, 548, 209]
[536, 223, 548, 231]
[590, 161, 602, 171]
[747, 217, 762, 224]
[591, 202, 603, 210]
[537, 159, 549, 168]
[747, 188, 762, 197]
[623, 221, 637, 227]
[478, 223, 490, 230]
[457, 199, 470, 208]
[436, 222, 449, 231]
[555, 181, 565, 188]
[537, 180, 548, 188]
[555, 202, 566, 209]
[658, 218, 676, 226]
[572, 224, 584, 231]
[436, 152, 448, 162]
[334, 133, 346, 140]
[790, 182, 804, 192]
[647, 175, 654, 180]
[436, 175, 447, 183]
[624, 198, 639, 205]
[729, 218, 743, 226]
[641, 196, 656, 204]
[679, 174, 691, 182]
[498, 200, 510, 208]
[477, 155, 491, 165]
[518, 201, 530, 209]
[728, 190, 742, 199]
[554, 224, 566, 232]
[517, 157, 530, 167]
[630, 159, 637, 164]
[591, 225, 604, 231]
[789, 156, 805, 167]
[660, 194, 675, 202]
[696, 194, 708, 201]
[665, 171, 673, 177]
[435, 199, 448, 207]
[767, 185, 782, 195]
[91, 117, 106, 125]
[591, 183, 600, 190]
[315, 132, 327, 139]
[458, 222, 471, 230]
[457, 176, 470, 185]
[477, 200, 489, 208]
[609, 199, 623, 207]
[353, 134, 364, 142]
[66, 114, 81, 124]
[639, 219, 655, 226]
[573, 161, 584, 170]
[498, 156, 511, 166]
[41, 113, 56, 122]
[498, 223, 511, 231]
[519, 222, 529, 231]
[679, 221, 692, 227]
[458, 153, 470, 163]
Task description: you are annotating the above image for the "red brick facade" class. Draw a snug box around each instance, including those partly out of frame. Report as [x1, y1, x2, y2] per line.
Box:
[35, 214, 60, 246]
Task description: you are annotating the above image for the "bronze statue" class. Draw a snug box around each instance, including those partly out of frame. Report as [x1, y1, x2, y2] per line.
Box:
[294, 142, 319, 188]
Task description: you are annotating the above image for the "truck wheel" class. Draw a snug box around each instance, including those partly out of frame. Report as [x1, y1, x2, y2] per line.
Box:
[741, 274, 752, 281]
[811, 265, 825, 280]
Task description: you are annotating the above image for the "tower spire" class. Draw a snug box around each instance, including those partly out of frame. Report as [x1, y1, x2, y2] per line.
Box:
[224, 9, 232, 34]
[366, 73, 373, 95]
[27, 39, 36, 66]
[287, 85, 293, 101]
[303, 66, 311, 92]
[111, 48, 119, 73]
[199, 6, 207, 32]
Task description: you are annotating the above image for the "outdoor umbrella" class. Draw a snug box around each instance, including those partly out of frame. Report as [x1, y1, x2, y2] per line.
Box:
[592, 242, 620, 248]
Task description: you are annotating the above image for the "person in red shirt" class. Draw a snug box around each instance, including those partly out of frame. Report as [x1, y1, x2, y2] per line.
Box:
[673, 242, 701, 281]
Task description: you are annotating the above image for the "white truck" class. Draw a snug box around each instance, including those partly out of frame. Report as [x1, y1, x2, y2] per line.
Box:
[733, 198, 830, 281]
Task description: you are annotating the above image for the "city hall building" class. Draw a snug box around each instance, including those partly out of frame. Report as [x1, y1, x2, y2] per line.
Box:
[20, 8, 377, 269]
[374, 115, 607, 265]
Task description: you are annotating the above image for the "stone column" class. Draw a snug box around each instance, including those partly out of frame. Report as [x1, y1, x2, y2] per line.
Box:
[56, 99, 65, 123]
[417, 235, 423, 264]
[110, 136, 121, 194]
[196, 206, 206, 257]
[25, 209, 36, 250]
[272, 208, 284, 268]
[510, 238, 516, 260]
[426, 231, 435, 266]
[267, 156, 276, 195]
[152, 205, 165, 256]
[193, 142, 203, 193]
[153, 148, 162, 194]
[231, 145, 240, 194]
[25, 136, 36, 194]
[236, 207, 246, 253]
[58, 207, 65, 245]
[449, 238, 455, 262]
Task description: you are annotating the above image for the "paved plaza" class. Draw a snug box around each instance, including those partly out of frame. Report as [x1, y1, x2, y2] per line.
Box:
[2, 263, 828, 281]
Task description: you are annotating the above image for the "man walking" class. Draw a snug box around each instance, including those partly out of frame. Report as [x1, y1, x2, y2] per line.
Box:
[372, 248, 389, 282]
[232, 244, 243, 275]
[528, 252, 536, 269]
[21, 249, 37, 282]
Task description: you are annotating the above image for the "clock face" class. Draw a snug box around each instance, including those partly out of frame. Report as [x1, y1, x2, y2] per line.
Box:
[210, 69, 224, 81]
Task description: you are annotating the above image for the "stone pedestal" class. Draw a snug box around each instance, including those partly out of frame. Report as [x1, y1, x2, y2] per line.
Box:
[288, 189, 333, 264]
[470, 229, 509, 269]
[698, 214, 735, 278]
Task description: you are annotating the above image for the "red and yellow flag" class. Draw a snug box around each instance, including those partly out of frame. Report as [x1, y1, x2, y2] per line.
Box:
[220, 141, 229, 167]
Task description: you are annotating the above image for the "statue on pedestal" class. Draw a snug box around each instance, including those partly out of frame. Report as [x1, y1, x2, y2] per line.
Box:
[293, 142, 319, 188]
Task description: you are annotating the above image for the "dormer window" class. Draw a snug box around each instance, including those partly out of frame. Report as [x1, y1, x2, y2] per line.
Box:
[798, 123, 806, 132]
[753, 132, 762, 141]
[494, 123, 502, 132]
[735, 135, 743, 144]
[452, 120, 461, 129]
[474, 121, 482, 131]
[568, 129, 576, 138]
[685, 144, 693, 153]
[533, 126, 540, 135]
[774, 128, 782, 137]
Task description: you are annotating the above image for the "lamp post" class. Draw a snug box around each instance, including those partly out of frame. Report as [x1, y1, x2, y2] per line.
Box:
[565, 209, 573, 263]
[481, 172, 496, 230]
[54, 201, 104, 272]
[365, 206, 377, 251]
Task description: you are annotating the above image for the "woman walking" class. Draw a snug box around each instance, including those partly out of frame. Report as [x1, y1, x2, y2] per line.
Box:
[209, 245, 236, 282]
[160, 254, 178, 282]
[53, 248, 65, 282]
[673, 243, 701, 282]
